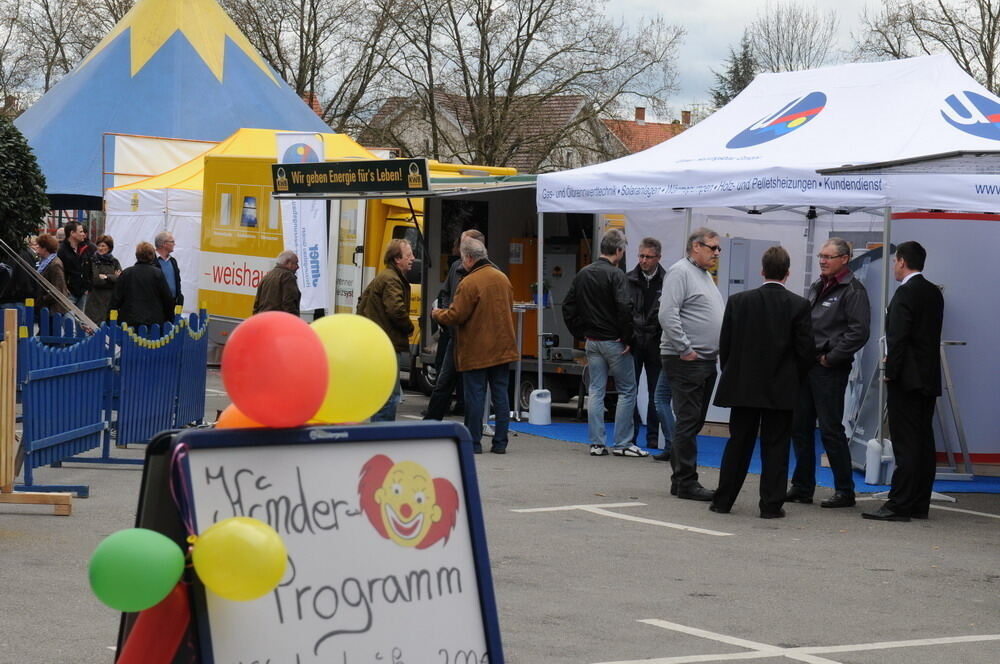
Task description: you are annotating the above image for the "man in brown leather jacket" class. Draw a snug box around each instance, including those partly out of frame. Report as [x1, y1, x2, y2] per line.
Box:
[432, 238, 518, 454]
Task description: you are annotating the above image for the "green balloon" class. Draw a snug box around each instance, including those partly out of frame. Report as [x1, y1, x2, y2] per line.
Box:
[89, 528, 185, 612]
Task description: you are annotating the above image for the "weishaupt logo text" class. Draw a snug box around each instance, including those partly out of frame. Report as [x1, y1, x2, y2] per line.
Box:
[726, 91, 826, 149]
[941, 91, 1000, 140]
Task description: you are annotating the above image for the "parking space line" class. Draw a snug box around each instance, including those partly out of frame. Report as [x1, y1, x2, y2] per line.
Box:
[512, 503, 733, 537]
[591, 619, 1000, 664]
[512, 502, 646, 512]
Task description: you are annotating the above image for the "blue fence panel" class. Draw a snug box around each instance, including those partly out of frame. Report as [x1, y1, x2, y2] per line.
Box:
[19, 328, 112, 496]
[174, 311, 208, 427]
[115, 323, 184, 446]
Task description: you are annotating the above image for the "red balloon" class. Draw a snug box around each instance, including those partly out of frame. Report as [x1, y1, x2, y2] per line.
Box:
[215, 403, 264, 429]
[221, 312, 328, 427]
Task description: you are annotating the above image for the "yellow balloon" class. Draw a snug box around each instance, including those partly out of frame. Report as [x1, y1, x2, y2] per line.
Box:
[192, 517, 287, 602]
[310, 314, 397, 423]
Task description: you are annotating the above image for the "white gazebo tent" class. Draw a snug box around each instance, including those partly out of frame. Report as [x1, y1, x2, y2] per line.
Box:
[535, 54, 1000, 473]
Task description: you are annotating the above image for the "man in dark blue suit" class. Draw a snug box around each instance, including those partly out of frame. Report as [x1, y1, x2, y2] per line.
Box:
[709, 246, 814, 518]
[863, 241, 944, 522]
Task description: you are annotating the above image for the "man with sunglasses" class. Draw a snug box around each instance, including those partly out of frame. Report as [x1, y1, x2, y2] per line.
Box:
[658, 228, 725, 501]
[787, 238, 870, 509]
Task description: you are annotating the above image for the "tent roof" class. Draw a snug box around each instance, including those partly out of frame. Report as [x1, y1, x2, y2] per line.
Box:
[15, 0, 330, 201]
[537, 55, 1000, 213]
[109, 128, 374, 191]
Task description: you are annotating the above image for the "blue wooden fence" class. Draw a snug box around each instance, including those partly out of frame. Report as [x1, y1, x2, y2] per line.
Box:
[10, 305, 209, 496]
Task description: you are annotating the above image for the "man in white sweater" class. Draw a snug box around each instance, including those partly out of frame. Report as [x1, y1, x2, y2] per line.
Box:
[658, 228, 725, 501]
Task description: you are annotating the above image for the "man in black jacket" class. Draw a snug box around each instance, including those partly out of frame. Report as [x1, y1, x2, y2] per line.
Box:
[57, 221, 91, 309]
[563, 229, 644, 457]
[625, 237, 671, 455]
[788, 237, 870, 509]
[863, 241, 943, 522]
[710, 246, 813, 518]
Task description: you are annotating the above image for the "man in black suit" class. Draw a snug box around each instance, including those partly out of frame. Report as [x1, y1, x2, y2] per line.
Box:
[863, 241, 943, 522]
[709, 246, 813, 518]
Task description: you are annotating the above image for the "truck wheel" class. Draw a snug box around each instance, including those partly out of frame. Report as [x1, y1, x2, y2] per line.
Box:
[409, 356, 435, 396]
[516, 376, 536, 413]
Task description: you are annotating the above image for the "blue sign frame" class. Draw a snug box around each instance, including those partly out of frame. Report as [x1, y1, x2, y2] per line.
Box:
[126, 421, 503, 663]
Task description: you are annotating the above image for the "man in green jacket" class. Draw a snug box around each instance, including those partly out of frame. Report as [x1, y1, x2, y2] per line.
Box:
[358, 239, 415, 421]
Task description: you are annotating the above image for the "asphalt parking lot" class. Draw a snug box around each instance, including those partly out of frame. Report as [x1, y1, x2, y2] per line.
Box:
[2, 374, 998, 664]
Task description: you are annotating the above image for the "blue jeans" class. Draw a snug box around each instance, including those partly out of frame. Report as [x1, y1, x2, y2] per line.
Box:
[653, 368, 675, 451]
[586, 340, 636, 448]
[372, 352, 406, 422]
[463, 363, 511, 451]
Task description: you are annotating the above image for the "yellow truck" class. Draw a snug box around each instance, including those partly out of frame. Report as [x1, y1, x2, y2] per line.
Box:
[196, 146, 515, 390]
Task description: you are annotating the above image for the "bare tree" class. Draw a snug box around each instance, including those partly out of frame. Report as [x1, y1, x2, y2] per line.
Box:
[222, 0, 401, 133]
[0, 0, 33, 112]
[373, 0, 684, 169]
[748, 0, 840, 72]
[854, 0, 1000, 93]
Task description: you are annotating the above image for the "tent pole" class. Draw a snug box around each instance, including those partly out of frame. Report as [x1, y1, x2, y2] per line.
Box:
[877, 206, 892, 445]
[536, 212, 544, 390]
[683, 208, 693, 257]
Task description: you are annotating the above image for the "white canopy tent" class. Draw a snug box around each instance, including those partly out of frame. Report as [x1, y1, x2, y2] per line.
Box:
[533, 54, 1000, 468]
[537, 54, 1000, 212]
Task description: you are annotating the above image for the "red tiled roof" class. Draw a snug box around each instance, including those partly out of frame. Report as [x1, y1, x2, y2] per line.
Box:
[603, 118, 685, 153]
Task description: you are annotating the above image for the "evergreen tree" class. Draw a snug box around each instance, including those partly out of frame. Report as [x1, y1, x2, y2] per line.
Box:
[0, 115, 48, 251]
[710, 32, 758, 108]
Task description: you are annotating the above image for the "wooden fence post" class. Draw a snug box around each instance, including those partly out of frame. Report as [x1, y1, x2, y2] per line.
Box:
[0, 308, 72, 516]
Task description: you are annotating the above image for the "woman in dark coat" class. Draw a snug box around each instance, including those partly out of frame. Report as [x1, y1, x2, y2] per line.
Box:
[110, 242, 175, 328]
[84, 234, 122, 325]
[34, 234, 69, 314]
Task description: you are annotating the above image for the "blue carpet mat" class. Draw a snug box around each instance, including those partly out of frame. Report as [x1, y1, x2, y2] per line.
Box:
[508, 421, 1000, 494]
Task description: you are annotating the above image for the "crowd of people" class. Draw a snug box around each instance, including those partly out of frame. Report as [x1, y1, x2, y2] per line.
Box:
[0, 223, 183, 329]
[564, 227, 943, 522]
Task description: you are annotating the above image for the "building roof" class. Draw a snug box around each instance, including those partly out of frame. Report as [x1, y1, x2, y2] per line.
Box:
[364, 92, 591, 171]
[602, 118, 685, 154]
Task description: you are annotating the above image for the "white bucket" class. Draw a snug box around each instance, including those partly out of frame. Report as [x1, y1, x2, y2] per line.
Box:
[528, 389, 552, 425]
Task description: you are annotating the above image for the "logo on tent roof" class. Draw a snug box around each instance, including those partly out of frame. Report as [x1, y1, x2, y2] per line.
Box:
[941, 91, 1000, 140]
[282, 143, 321, 163]
[726, 91, 826, 149]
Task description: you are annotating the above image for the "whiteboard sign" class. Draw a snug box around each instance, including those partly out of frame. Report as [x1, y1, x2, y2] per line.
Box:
[172, 422, 502, 663]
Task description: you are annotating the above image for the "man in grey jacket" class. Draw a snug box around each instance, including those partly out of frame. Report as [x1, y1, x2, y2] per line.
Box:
[787, 237, 870, 508]
[659, 228, 725, 500]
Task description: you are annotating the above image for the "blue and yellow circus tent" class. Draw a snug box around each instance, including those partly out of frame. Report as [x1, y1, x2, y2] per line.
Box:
[15, 0, 330, 208]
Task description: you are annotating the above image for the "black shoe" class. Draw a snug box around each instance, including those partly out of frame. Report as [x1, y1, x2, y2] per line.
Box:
[862, 506, 910, 522]
[760, 509, 786, 519]
[708, 504, 730, 514]
[490, 446, 506, 454]
[785, 490, 813, 504]
[677, 486, 715, 501]
[911, 512, 929, 520]
[473, 446, 483, 455]
[669, 482, 678, 496]
[820, 492, 856, 508]
[652, 451, 671, 462]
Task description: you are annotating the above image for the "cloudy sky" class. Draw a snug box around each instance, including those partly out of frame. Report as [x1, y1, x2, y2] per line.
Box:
[604, 0, 880, 114]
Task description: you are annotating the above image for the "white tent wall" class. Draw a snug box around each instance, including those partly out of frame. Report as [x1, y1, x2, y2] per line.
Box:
[105, 189, 202, 314]
[890, 216, 1000, 459]
[108, 135, 217, 188]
